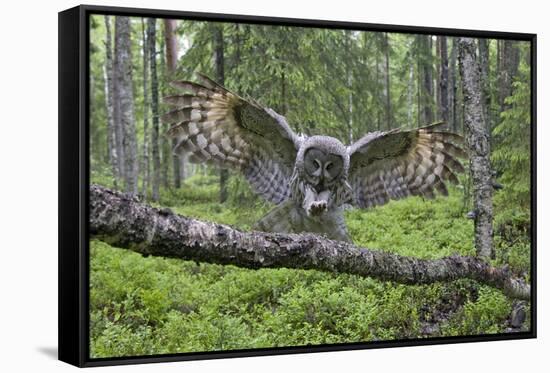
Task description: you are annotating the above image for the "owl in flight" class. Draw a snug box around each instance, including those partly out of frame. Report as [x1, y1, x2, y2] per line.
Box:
[162, 74, 466, 242]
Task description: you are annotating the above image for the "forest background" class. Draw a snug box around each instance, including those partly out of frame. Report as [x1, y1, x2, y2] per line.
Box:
[88, 14, 532, 358]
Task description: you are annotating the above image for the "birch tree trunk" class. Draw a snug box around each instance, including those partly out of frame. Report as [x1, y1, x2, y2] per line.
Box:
[111, 17, 125, 181]
[420, 35, 434, 124]
[103, 15, 118, 188]
[141, 19, 150, 198]
[438, 36, 450, 125]
[406, 38, 414, 126]
[345, 30, 354, 143]
[281, 65, 288, 116]
[375, 45, 382, 130]
[436, 37, 441, 119]
[478, 38, 491, 131]
[114, 16, 138, 195]
[458, 37, 494, 259]
[157, 34, 170, 190]
[163, 19, 182, 188]
[449, 38, 458, 132]
[213, 24, 228, 203]
[148, 18, 161, 202]
[347, 68, 353, 142]
[498, 40, 520, 112]
[383, 32, 392, 130]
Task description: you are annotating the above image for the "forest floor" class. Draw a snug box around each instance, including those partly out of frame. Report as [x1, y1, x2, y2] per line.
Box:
[89, 172, 531, 358]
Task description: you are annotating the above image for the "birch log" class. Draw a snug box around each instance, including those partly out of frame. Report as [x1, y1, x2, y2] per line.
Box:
[89, 185, 530, 300]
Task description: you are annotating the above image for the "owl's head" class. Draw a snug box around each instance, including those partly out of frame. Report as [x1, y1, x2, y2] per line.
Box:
[296, 136, 349, 191]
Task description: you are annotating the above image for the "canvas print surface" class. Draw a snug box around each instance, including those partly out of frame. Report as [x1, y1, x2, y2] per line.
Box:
[88, 14, 532, 358]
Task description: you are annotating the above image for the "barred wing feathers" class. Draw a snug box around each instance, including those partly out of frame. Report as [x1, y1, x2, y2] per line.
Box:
[348, 123, 467, 208]
[162, 74, 300, 205]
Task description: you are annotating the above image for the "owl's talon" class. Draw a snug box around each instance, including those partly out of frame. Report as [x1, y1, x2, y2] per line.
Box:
[308, 200, 328, 216]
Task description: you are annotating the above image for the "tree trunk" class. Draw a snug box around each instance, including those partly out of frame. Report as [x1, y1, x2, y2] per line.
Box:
[449, 38, 458, 132]
[281, 65, 288, 116]
[141, 19, 150, 198]
[438, 36, 450, 125]
[416, 42, 421, 127]
[114, 16, 138, 195]
[458, 37, 494, 259]
[376, 46, 382, 130]
[383, 32, 391, 130]
[478, 38, 491, 131]
[163, 19, 182, 188]
[406, 39, 414, 126]
[436, 37, 441, 118]
[111, 20, 125, 182]
[103, 15, 118, 188]
[213, 24, 228, 203]
[422, 35, 434, 124]
[406, 67, 414, 125]
[158, 33, 170, 189]
[345, 30, 354, 143]
[498, 40, 520, 112]
[347, 68, 353, 142]
[148, 18, 161, 202]
[89, 184, 530, 300]
[497, 40, 504, 109]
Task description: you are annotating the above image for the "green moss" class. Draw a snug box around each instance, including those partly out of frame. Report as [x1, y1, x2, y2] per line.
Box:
[346, 189, 475, 259]
[89, 175, 530, 358]
[441, 287, 512, 336]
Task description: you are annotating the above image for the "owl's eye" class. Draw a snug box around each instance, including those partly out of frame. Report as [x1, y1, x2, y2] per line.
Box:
[313, 159, 321, 169]
[326, 162, 333, 170]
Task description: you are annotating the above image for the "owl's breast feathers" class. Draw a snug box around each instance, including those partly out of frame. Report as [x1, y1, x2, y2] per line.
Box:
[290, 171, 352, 218]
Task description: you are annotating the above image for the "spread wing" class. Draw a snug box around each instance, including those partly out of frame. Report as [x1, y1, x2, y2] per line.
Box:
[162, 73, 301, 204]
[347, 123, 467, 208]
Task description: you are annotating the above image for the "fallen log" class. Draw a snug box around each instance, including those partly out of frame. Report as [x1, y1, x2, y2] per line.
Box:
[89, 184, 530, 300]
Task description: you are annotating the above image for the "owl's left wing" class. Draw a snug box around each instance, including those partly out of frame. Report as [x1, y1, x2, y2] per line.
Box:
[162, 73, 301, 204]
[347, 123, 467, 209]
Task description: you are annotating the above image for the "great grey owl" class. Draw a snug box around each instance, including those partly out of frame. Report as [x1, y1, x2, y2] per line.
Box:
[162, 73, 466, 242]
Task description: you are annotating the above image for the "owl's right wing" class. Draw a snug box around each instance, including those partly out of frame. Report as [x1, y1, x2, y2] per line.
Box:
[162, 73, 301, 204]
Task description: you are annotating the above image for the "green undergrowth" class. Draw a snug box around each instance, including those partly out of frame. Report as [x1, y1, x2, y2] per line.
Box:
[89, 173, 530, 358]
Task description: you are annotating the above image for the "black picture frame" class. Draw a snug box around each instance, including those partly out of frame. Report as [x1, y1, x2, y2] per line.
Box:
[58, 4, 537, 367]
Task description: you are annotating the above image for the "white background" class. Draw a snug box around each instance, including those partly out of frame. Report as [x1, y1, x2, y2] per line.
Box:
[0, 0, 547, 371]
